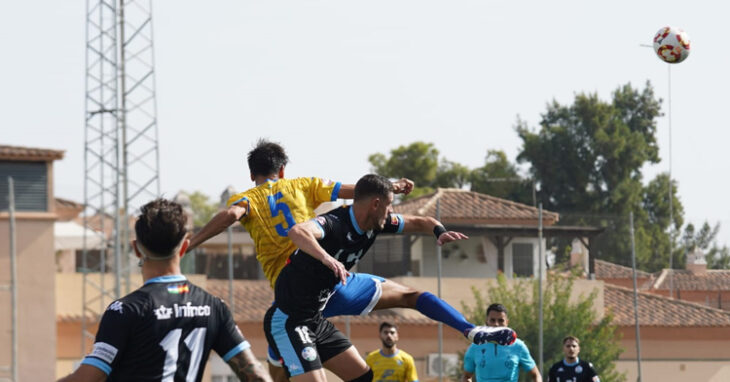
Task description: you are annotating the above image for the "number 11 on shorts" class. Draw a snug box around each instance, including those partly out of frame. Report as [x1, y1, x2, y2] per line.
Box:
[294, 326, 313, 344]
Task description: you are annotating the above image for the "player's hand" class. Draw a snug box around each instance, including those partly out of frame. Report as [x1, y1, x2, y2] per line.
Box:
[321, 255, 349, 285]
[437, 231, 469, 245]
[392, 178, 414, 195]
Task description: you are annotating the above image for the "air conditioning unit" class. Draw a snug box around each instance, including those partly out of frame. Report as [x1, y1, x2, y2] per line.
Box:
[427, 353, 459, 377]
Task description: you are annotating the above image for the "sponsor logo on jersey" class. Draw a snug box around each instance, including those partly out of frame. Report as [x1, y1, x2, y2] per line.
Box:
[319, 178, 333, 186]
[90, 342, 118, 364]
[174, 302, 211, 318]
[167, 283, 189, 294]
[107, 301, 123, 314]
[153, 303, 211, 320]
[390, 215, 399, 226]
[301, 346, 318, 362]
[575, 365, 583, 374]
[154, 304, 174, 320]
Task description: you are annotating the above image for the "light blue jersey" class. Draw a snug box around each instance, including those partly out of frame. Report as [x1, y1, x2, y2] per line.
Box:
[463, 339, 536, 382]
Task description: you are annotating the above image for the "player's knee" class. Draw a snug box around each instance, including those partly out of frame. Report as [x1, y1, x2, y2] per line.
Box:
[402, 288, 424, 308]
[347, 368, 373, 382]
[384, 281, 421, 307]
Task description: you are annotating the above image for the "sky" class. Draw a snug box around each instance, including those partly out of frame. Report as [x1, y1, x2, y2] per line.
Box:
[2, 1, 729, 247]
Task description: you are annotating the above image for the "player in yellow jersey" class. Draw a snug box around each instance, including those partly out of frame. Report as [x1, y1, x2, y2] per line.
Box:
[366, 322, 418, 382]
[189, 139, 515, 380]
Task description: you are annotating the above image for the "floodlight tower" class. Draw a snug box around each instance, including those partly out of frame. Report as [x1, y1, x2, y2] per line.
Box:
[82, 0, 160, 355]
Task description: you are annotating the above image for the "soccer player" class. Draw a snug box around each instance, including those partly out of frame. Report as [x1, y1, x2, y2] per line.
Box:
[462, 304, 541, 382]
[366, 322, 419, 382]
[57, 199, 271, 382]
[189, 140, 510, 352]
[264, 174, 516, 382]
[547, 336, 600, 382]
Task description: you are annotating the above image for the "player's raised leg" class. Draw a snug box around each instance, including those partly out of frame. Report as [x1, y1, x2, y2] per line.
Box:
[377, 279, 516, 345]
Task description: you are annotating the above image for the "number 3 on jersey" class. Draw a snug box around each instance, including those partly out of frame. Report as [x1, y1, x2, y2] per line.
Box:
[268, 192, 296, 237]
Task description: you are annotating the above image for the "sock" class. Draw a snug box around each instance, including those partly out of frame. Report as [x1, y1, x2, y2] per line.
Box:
[415, 292, 474, 333]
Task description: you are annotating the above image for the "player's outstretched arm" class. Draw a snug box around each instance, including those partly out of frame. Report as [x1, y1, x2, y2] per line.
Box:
[56, 364, 107, 382]
[336, 178, 414, 199]
[288, 221, 349, 284]
[226, 348, 272, 382]
[187, 204, 247, 252]
[400, 215, 468, 245]
[392, 177, 414, 195]
[528, 366, 543, 382]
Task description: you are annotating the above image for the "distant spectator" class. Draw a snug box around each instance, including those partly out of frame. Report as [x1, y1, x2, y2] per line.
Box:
[547, 336, 599, 382]
[366, 322, 419, 382]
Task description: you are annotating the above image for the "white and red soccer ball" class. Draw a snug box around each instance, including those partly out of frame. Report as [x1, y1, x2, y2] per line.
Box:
[653, 26, 691, 64]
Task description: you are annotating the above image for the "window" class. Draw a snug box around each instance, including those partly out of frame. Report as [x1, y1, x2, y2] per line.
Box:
[357, 236, 409, 277]
[0, 161, 48, 211]
[512, 243, 534, 277]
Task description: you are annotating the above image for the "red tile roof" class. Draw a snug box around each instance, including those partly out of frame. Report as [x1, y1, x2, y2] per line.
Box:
[393, 188, 559, 226]
[0, 145, 64, 161]
[595, 259, 652, 279]
[604, 284, 730, 327]
[651, 269, 730, 291]
[205, 280, 432, 324]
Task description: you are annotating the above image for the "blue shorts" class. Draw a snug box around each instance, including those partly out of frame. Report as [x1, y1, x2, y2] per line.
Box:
[323, 272, 385, 318]
[267, 272, 385, 366]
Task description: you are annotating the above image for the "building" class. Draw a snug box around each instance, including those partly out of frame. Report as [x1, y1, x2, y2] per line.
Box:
[382, 188, 603, 279]
[0, 144, 64, 382]
[606, 284, 730, 381]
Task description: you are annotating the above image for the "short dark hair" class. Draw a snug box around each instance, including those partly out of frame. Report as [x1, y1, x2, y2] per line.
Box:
[354, 174, 393, 201]
[486, 303, 508, 317]
[379, 321, 397, 332]
[563, 336, 580, 345]
[247, 139, 289, 177]
[135, 198, 188, 257]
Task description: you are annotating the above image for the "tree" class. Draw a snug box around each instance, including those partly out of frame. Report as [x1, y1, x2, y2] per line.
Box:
[516, 82, 685, 270]
[456, 274, 625, 382]
[435, 159, 471, 189]
[471, 149, 534, 205]
[679, 221, 730, 270]
[368, 141, 440, 187]
[187, 191, 218, 227]
[369, 142, 472, 197]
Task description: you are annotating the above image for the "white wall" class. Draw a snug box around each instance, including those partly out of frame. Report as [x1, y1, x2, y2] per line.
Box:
[418, 235, 544, 279]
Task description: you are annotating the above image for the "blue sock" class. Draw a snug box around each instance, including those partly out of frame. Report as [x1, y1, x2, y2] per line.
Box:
[415, 292, 474, 333]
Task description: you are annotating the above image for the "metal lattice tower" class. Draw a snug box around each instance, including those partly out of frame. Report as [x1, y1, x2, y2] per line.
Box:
[82, 0, 160, 355]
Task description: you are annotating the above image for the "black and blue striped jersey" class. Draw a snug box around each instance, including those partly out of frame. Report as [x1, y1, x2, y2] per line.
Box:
[547, 359, 599, 382]
[81, 275, 248, 381]
[274, 205, 404, 317]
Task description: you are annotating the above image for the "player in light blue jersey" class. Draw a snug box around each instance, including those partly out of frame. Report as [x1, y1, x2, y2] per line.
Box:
[462, 304, 542, 382]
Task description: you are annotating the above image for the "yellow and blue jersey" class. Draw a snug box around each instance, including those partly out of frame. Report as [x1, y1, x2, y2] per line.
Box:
[366, 349, 419, 382]
[226, 177, 341, 288]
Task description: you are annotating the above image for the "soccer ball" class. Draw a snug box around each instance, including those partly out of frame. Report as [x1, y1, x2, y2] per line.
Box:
[653, 26, 691, 64]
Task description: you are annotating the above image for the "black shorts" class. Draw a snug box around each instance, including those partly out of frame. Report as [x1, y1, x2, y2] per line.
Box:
[263, 304, 351, 377]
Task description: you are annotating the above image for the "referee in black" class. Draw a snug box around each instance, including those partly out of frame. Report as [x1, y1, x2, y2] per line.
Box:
[58, 198, 271, 382]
